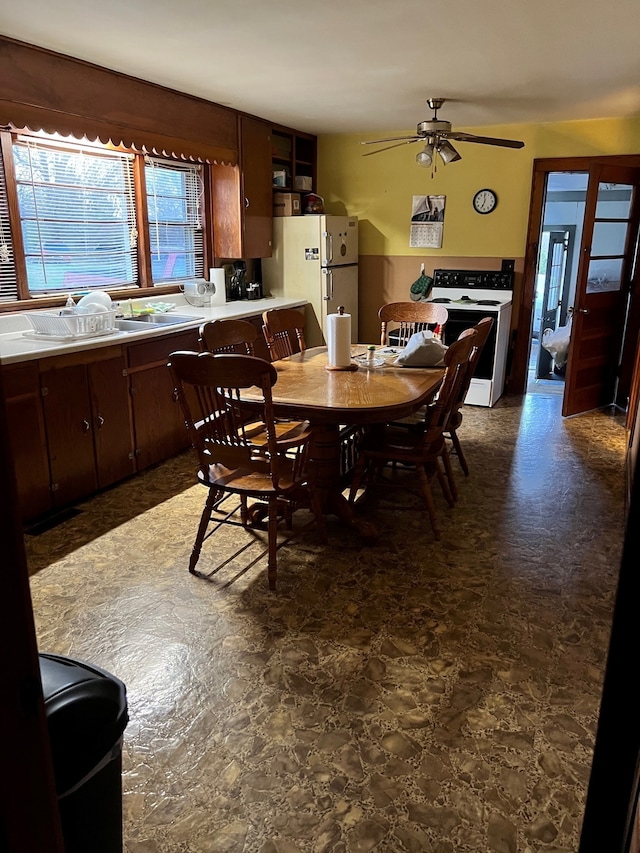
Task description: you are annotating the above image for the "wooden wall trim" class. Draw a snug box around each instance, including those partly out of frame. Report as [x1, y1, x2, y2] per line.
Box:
[0, 36, 239, 165]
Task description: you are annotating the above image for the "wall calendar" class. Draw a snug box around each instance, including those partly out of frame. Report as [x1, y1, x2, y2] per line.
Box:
[409, 194, 445, 248]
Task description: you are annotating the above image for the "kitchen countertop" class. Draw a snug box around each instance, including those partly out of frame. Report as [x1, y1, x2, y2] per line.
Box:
[0, 294, 308, 365]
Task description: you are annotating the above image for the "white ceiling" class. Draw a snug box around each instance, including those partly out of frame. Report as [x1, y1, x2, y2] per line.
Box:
[2, 0, 640, 136]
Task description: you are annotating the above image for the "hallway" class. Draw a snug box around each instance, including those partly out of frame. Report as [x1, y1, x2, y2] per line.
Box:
[26, 393, 628, 852]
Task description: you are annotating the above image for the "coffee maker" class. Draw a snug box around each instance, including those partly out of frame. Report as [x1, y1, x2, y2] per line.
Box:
[229, 261, 246, 301]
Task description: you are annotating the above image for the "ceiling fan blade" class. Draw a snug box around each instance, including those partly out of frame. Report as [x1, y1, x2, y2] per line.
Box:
[362, 139, 422, 156]
[445, 131, 524, 149]
[361, 135, 423, 145]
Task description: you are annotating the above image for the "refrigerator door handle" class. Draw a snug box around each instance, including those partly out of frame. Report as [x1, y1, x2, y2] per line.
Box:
[322, 268, 333, 301]
[323, 230, 333, 264]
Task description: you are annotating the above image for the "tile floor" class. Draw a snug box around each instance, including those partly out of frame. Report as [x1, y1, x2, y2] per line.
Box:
[26, 392, 629, 852]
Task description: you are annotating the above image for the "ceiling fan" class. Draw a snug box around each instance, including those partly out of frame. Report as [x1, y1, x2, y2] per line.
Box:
[361, 98, 524, 168]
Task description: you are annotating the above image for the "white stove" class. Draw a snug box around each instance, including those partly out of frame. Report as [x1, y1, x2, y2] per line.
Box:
[428, 269, 514, 406]
[428, 269, 513, 312]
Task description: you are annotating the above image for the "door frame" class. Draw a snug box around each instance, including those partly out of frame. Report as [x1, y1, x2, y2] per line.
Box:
[509, 154, 640, 399]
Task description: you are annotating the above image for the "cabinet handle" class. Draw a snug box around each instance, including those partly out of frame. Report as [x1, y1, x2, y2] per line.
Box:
[245, 197, 250, 209]
[82, 418, 91, 434]
[97, 415, 105, 428]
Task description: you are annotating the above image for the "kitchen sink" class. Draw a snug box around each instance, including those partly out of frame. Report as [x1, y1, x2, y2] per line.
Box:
[115, 313, 202, 332]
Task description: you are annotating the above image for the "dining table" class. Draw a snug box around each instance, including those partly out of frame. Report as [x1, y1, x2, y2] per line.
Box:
[244, 345, 445, 541]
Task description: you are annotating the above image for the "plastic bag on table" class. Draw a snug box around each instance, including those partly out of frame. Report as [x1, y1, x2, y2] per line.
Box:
[541, 315, 572, 368]
[396, 330, 448, 367]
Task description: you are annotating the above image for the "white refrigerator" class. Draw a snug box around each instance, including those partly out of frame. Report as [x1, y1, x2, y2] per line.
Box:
[261, 215, 358, 346]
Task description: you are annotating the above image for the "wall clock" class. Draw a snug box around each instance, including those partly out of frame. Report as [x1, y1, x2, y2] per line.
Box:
[473, 188, 498, 214]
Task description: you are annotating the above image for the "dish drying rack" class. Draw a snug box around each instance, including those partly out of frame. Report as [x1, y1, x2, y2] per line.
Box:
[23, 310, 118, 341]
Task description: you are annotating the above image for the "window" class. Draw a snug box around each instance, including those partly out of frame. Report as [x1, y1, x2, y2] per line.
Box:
[13, 136, 139, 294]
[0, 130, 208, 302]
[145, 158, 204, 283]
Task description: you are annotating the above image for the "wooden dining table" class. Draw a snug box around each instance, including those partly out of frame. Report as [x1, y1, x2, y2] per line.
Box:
[245, 346, 445, 540]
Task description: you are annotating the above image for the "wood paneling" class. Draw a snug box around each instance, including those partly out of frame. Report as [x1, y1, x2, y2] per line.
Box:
[0, 35, 238, 164]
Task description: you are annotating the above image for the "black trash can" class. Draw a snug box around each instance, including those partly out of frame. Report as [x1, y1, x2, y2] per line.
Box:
[39, 653, 129, 853]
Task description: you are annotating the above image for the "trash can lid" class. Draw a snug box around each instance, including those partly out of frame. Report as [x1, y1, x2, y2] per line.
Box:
[39, 653, 129, 795]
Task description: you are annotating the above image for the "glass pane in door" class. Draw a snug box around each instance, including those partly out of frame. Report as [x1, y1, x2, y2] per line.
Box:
[595, 183, 633, 218]
[586, 258, 623, 293]
[592, 221, 629, 255]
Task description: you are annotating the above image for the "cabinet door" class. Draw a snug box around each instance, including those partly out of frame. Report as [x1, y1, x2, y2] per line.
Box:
[88, 355, 135, 489]
[2, 363, 52, 521]
[241, 116, 273, 259]
[212, 117, 272, 259]
[129, 364, 188, 470]
[126, 329, 197, 470]
[40, 363, 97, 508]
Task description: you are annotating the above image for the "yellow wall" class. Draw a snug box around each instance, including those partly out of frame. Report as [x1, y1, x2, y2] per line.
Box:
[317, 116, 640, 259]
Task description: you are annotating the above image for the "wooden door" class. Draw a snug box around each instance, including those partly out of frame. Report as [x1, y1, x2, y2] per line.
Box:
[563, 164, 640, 416]
[2, 362, 52, 521]
[87, 354, 135, 489]
[40, 362, 97, 507]
[240, 116, 273, 259]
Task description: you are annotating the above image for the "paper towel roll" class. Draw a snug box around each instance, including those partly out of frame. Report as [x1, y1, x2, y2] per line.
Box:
[209, 268, 227, 306]
[327, 311, 352, 368]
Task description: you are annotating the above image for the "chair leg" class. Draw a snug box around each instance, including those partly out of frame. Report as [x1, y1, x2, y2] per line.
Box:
[348, 455, 368, 503]
[415, 464, 441, 540]
[440, 445, 458, 503]
[189, 489, 218, 575]
[450, 429, 469, 476]
[267, 496, 279, 591]
[309, 488, 328, 544]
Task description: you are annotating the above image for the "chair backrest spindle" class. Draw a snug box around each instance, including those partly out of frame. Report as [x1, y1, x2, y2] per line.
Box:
[379, 301, 449, 347]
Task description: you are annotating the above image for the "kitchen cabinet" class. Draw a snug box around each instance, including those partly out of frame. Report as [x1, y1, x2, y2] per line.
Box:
[3, 362, 52, 520]
[40, 348, 134, 509]
[271, 126, 316, 196]
[2, 304, 298, 523]
[212, 116, 273, 259]
[125, 328, 199, 470]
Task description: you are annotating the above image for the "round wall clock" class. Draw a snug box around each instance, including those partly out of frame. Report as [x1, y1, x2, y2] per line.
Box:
[473, 188, 498, 214]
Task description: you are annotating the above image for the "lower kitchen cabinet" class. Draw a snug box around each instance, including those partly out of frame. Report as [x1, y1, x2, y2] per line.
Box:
[4, 317, 265, 522]
[40, 348, 134, 509]
[3, 361, 52, 520]
[125, 328, 198, 470]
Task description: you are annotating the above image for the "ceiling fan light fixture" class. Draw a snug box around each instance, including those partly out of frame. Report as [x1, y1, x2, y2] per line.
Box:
[416, 142, 434, 167]
[438, 140, 462, 164]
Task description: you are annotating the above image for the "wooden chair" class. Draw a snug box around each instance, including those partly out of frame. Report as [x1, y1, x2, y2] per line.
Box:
[262, 308, 306, 361]
[446, 316, 495, 476]
[168, 351, 323, 590]
[348, 330, 476, 540]
[198, 318, 257, 355]
[379, 301, 449, 347]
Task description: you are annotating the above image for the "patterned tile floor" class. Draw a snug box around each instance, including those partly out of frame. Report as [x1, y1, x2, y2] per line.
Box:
[26, 391, 629, 852]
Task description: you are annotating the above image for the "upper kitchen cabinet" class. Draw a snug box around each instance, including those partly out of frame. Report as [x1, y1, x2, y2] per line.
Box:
[212, 116, 273, 259]
[271, 126, 317, 196]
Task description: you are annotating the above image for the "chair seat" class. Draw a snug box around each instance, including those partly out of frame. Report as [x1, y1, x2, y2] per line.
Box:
[198, 457, 306, 495]
[361, 426, 446, 462]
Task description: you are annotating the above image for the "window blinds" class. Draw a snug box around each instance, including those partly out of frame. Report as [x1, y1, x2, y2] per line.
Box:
[145, 158, 204, 282]
[13, 136, 139, 294]
[0, 149, 18, 303]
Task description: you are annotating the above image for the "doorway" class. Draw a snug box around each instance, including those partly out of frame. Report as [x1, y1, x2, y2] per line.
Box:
[512, 154, 640, 415]
[527, 171, 585, 397]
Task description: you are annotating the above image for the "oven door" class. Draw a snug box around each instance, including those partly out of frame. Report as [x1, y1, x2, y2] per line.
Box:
[442, 309, 498, 380]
